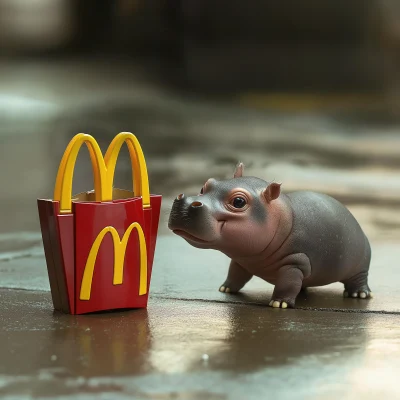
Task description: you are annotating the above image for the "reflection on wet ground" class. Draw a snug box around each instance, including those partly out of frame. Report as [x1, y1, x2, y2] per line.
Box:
[0, 289, 399, 399]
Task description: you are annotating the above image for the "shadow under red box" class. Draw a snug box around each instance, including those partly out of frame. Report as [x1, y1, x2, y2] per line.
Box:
[38, 194, 162, 315]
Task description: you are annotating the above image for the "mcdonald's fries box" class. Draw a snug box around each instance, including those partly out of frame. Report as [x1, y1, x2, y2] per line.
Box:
[37, 132, 162, 315]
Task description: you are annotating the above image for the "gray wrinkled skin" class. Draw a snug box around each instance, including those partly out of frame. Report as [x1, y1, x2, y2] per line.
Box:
[168, 164, 372, 308]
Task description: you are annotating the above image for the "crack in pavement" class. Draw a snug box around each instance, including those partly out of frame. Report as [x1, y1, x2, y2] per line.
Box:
[153, 295, 400, 315]
[0, 288, 397, 316]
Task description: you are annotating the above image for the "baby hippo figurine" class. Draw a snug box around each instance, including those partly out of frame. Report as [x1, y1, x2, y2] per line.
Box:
[168, 163, 372, 308]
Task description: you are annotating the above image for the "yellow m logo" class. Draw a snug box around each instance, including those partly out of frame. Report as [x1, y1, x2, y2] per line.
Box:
[80, 222, 147, 301]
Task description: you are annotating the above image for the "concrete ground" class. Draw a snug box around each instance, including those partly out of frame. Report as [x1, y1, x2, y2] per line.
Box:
[1, 237, 400, 400]
[0, 57, 400, 399]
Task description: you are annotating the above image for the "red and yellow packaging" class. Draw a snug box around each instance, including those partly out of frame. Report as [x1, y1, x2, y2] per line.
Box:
[37, 132, 161, 314]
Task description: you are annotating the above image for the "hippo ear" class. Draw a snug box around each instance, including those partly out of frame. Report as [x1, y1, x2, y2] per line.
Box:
[233, 162, 244, 178]
[263, 182, 281, 203]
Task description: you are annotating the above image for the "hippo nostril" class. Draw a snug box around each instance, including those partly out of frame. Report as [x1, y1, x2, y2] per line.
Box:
[191, 201, 203, 208]
[176, 193, 184, 201]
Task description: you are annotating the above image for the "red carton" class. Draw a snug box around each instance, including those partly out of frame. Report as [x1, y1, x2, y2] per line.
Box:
[37, 132, 161, 314]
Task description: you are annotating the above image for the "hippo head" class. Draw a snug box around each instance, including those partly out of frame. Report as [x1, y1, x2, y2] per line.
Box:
[168, 163, 282, 257]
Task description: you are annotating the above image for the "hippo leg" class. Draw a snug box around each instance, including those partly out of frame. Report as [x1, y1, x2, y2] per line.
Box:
[268, 255, 312, 308]
[342, 237, 372, 299]
[268, 268, 304, 308]
[219, 260, 253, 293]
[342, 270, 373, 299]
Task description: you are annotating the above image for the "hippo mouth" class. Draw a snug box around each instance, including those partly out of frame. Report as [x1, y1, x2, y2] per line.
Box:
[172, 229, 210, 244]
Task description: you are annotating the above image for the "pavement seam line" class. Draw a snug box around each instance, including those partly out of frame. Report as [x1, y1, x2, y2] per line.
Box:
[152, 295, 400, 315]
[0, 288, 398, 316]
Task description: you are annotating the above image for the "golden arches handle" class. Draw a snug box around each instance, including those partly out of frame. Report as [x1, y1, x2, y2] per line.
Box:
[104, 133, 150, 208]
[53, 132, 150, 213]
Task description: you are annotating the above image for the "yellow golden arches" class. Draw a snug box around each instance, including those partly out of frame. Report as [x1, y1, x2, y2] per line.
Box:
[80, 223, 148, 301]
[53, 132, 150, 214]
[53, 134, 107, 212]
[104, 132, 150, 208]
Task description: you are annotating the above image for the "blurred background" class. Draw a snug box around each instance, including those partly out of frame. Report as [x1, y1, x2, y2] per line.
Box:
[1, 0, 400, 241]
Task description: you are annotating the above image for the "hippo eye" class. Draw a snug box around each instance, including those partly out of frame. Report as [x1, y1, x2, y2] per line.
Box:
[200, 187, 204, 195]
[232, 197, 246, 209]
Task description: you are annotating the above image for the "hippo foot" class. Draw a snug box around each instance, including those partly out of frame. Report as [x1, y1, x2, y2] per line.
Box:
[268, 299, 294, 309]
[342, 272, 372, 300]
[219, 285, 237, 293]
[343, 290, 373, 299]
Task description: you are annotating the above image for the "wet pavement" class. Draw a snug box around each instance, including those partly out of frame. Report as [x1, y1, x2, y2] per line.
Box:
[0, 57, 400, 398]
[0, 234, 400, 399]
[1, 288, 400, 400]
